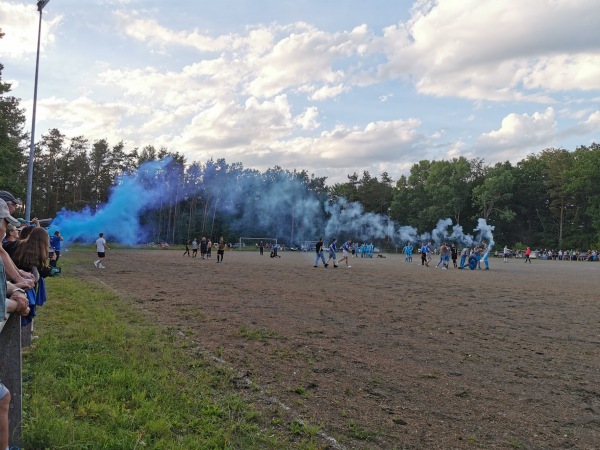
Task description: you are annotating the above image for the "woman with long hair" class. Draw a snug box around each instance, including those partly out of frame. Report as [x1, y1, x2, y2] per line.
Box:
[11, 227, 52, 279]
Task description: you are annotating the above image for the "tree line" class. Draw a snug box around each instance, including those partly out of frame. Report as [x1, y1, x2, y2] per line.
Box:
[2, 30, 598, 250]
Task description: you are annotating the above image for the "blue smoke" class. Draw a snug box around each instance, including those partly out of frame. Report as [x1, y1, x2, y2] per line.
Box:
[49, 158, 177, 245]
[48, 157, 494, 248]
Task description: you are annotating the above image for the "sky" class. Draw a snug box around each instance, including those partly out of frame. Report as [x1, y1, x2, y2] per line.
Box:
[1, 0, 599, 185]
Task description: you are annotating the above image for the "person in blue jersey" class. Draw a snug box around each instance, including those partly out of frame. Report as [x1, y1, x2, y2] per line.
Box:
[404, 242, 413, 262]
[49, 230, 63, 268]
[313, 238, 328, 268]
[458, 247, 469, 268]
[338, 239, 353, 268]
[481, 240, 490, 270]
[420, 241, 432, 266]
[326, 238, 339, 268]
[468, 251, 478, 270]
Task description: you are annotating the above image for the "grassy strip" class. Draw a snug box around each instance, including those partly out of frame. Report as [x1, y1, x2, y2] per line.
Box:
[22, 256, 321, 449]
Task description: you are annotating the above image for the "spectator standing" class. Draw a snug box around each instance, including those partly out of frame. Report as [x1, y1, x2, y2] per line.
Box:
[200, 237, 207, 259]
[206, 239, 212, 259]
[259, 241, 264, 255]
[94, 233, 109, 269]
[450, 244, 458, 268]
[183, 240, 190, 257]
[217, 237, 225, 262]
[0, 194, 35, 287]
[313, 238, 328, 268]
[3, 224, 18, 244]
[50, 230, 64, 268]
[524, 247, 532, 264]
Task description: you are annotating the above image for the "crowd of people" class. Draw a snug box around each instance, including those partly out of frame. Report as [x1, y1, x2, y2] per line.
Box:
[312, 235, 600, 272]
[400, 240, 490, 270]
[0, 189, 64, 449]
[183, 237, 227, 262]
[532, 249, 599, 261]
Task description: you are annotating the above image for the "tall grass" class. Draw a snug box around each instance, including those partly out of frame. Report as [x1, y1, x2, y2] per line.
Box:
[22, 253, 321, 449]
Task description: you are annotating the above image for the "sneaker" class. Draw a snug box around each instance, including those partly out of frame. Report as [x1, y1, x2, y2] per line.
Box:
[334, 265, 339, 268]
[314, 266, 318, 268]
[325, 264, 329, 268]
[98, 264, 106, 269]
[93, 261, 99, 268]
[347, 265, 351, 268]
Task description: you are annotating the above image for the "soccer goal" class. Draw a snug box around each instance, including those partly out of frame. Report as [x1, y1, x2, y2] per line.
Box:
[303, 240, 320, 252]
[238, 237, 278, 251]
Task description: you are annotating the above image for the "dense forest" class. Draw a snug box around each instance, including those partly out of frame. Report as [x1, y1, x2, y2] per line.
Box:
[2, 31, 599, 251]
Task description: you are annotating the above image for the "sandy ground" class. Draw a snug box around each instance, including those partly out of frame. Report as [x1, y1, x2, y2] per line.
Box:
[74, 248, 600, 449]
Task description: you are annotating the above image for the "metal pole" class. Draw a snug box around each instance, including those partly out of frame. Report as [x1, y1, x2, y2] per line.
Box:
[25, 1, 50, 221]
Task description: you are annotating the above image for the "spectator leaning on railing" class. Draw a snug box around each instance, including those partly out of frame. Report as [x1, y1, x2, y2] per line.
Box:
[0, 192, 35, 289]
[0, 200, 30, 320]
[0, 197, 30, 450]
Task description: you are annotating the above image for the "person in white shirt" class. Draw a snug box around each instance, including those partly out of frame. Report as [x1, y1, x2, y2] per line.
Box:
[94, 233, 110, 269]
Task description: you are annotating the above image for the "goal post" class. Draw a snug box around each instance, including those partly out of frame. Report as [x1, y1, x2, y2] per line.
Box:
[238, 237, 278, 251]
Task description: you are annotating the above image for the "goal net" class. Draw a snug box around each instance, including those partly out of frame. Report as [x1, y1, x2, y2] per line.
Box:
[238, 237, 278, 251]
[303, 240, 320, 252]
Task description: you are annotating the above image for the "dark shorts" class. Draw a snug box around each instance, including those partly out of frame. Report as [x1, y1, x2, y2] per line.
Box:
[97, 252, 106, 258]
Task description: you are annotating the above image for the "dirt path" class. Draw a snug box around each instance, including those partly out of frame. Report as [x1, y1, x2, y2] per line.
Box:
[75, 249, 600, 449]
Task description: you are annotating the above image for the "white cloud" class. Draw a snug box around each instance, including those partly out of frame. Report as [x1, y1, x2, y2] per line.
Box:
[474, 108, 557, 161]
[377, 0, 600, 101]
[295, 106, 320, 130]
[36, 96, 131, 143]
[557, 110, 600, 138]
[114, 11, 234, 53]
[0, 1, 61, 59]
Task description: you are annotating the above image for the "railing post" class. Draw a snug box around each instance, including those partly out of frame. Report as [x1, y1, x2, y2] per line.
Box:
[0, 313, 23, 446]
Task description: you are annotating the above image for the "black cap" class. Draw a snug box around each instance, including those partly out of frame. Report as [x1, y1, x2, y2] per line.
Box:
[0, 190, 23, 205]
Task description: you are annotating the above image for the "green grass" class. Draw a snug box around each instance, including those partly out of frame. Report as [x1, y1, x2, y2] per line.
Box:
[21, 255, 321, 449]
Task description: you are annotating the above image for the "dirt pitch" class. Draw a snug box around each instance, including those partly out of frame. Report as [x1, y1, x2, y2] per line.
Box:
[76, 249, 600, 449]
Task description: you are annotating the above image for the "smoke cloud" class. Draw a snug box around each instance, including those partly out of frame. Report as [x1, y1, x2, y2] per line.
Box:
[49, 158, 494, 249]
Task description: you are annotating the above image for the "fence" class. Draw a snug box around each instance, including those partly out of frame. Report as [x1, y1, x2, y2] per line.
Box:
[0, 313, 23, 446]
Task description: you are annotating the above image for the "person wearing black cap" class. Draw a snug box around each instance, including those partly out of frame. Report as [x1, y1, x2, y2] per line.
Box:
[0, 191, 22, 214]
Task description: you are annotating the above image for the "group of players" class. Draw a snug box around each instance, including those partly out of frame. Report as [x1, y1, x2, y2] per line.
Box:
[313, 238, 355, 268]
[313, 239, 491, 270]
[403, 241, 491, 270]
